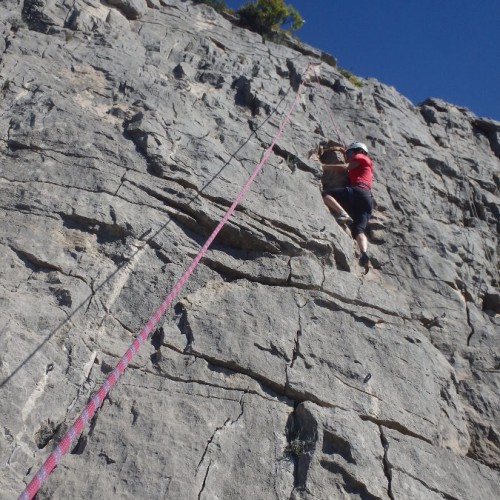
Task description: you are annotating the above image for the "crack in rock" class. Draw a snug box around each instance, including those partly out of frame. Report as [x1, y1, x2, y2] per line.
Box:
[361, 416, 433, 446]
[380, 426, 395, 500]
[196, 392, 246, 497]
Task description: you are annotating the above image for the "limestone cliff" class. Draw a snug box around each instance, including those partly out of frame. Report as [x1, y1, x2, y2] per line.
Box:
[0, 1, 499, 498]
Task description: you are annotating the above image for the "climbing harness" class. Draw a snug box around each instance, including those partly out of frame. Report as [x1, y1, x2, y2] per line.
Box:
[18, 64, 316, 500]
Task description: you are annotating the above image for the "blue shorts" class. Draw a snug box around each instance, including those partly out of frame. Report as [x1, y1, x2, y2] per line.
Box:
[323, 186, 373, 236]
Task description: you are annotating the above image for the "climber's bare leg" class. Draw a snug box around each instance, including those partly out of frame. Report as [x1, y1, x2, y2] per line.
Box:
[323, 194, 345, 215]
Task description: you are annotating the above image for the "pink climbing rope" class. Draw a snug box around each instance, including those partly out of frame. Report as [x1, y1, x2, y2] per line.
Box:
[313, 69, 346, 148]
[19, 64, 312, 500]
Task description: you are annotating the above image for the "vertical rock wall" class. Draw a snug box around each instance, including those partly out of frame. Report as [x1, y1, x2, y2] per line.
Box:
[0, 1, 498, 498]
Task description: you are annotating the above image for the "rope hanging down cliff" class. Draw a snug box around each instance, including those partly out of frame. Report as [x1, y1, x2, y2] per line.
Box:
[18, 64, 315, 500]
[312, 68, 346, 148]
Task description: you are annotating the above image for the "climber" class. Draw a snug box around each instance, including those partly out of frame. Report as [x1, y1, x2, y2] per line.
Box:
[321, 141, 373, 268]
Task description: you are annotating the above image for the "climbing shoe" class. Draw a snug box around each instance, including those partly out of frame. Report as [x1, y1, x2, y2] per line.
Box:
[336, 212, 353, 225]
[359, 252, 370, 268]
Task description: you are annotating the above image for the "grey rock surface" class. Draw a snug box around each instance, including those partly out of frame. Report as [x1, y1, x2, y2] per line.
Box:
[0, 0, 498, 498]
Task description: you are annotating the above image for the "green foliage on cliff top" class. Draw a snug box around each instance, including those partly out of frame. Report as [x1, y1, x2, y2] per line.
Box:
[194, 0, 304, 35]
[237, 0, 304, 34]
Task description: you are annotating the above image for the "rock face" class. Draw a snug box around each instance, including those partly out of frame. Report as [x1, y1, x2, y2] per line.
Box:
[0, 1, 499, 498]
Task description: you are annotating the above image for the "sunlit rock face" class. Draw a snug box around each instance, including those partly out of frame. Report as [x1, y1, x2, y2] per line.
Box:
[0, 1, 498, 498]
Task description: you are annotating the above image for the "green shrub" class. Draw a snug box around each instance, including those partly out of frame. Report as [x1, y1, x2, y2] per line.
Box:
[285, 438, 306, 456]
[339, 67, 363, 88]
[237, 0, 304, 35]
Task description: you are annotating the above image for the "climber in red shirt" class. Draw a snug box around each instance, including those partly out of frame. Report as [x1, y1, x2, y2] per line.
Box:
[322, 142, 374, 269]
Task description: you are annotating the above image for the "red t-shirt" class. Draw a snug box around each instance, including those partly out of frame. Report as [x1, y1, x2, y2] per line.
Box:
[347, 153, 372, 188]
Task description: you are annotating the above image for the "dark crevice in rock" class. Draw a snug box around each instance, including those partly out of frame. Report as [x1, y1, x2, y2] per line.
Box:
[254, 341, 291, 362]
[312, 74, 336, 94]
[98, 451, 116, 465]
[426, 157, 461, 179]
[290, 323, 301, 369]
[332, 244, 351, 272]
[127, 171, 235, 213]
[313, 297, 379, 328]
[64, 343, 74, 376]
[7, 139, 103, 161]
[4, 176, 118, 199]
[466, 305, 475, 347]
[195, 70, 225, 90]
[319, 460, 381, 499]
[173, 302, 195, 348]
[465, 423, 500, 472]
[125, 176, 195, 207]
[59, 212, 132, 243]
[197, 459, 212, 500]
[286, 257, 293, 286]
[155, 345, 289, 404]
[150, 327, 165, 350]
[22, 0, 57, 33]
[51, 286, 73, 308]
[286, 401, 318, 494]
[171, 314, 338, 408]
[247, 216, 309, 251]
[379, 427, 395, 500]
[323, 287, 410, 321]
[70, 433, 87, 455]
[322, 430, 355, 464]
[111, 314, 135, 334]
[234, 390, 246, 422]
[420, 313, 446, 331]
[285, 405, 300, 498]
[122, 362, 267, 404]
[125, 162, 326, 262]
[231, 75, 269, 116]
[196, 418, 230, 471]
[272, 143, 319, 176]
[169, 209, 283, 254]
[328, 371, 383, 402]
[173, 293, 381, 408]
[483, 291, 500, 315]
[186, 348, 286, 397]
[209, 37, 227, 52]
[472, 119, 500, 160]
[152, 247, 173, 266]
[130, 402, 139, 426]
[34, 419, 62, 450]
[392, 464, 461, 500]
[285, 59, 302, 92]
[201, 255, 288, 286]
[128, 177, 292, 254]
[10, 246, 62, 273]
[361, 416, 433, 446]
[70, 399, 105, 456]
[114, 169, 129, 197]
[285, 375, 350, 411]
[195, 393, 245, 493]
[200, 257, 326, 294]
[383, 269, 462, 290]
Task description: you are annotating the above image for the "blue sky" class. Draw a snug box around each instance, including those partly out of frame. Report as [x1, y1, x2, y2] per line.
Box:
[224, 0, 500, 121]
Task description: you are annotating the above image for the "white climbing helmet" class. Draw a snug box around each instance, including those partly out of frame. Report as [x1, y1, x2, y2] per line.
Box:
[345, 142, 368, 155]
